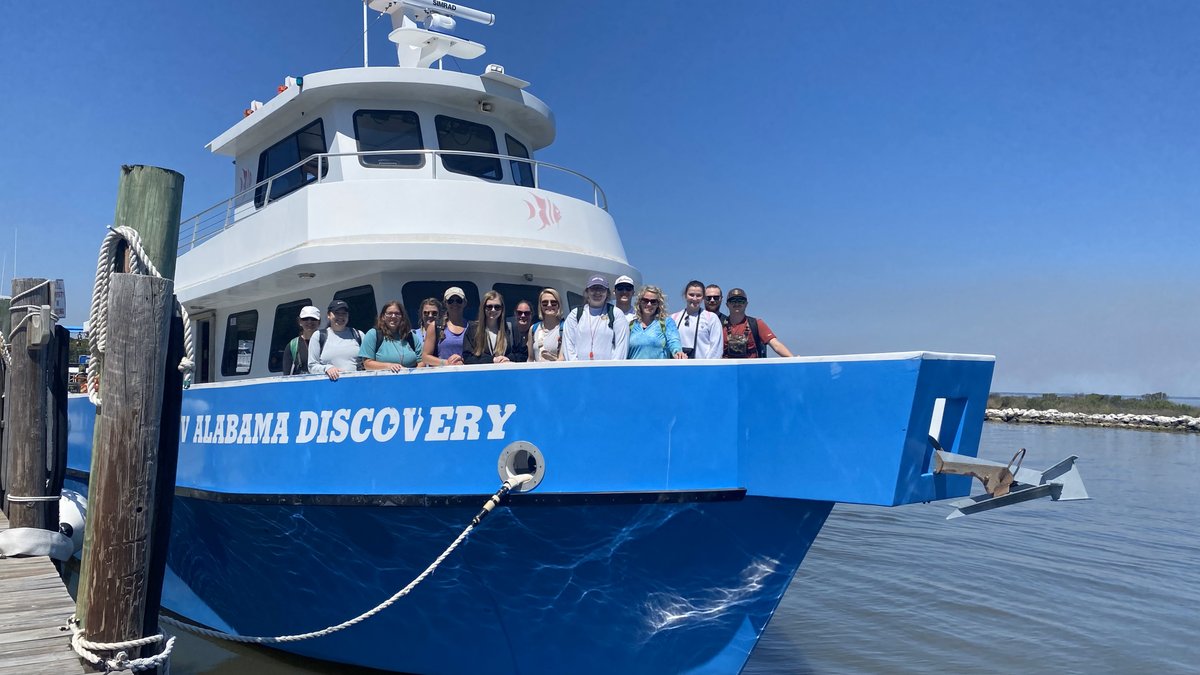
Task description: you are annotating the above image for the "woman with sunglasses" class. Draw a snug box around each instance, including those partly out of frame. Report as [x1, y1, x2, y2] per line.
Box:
[627, 285, 685, 360]
[284, 305, 322, 375]
[529, 288, 565, 361]
[422, 287, 468, 366]
[360, 301, 421, 371]
[509, 299, 534, 362]
[463, 290, 516, 364]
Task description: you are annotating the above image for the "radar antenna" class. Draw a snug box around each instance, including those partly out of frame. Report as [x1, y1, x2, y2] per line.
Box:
[365, 0, 494, 68]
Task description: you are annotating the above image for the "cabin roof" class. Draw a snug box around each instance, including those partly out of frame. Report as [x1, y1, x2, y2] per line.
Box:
[207, 66, 555, 157]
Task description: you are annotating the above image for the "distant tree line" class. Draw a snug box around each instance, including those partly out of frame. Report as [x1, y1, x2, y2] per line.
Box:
[988, 392, 1200, 417]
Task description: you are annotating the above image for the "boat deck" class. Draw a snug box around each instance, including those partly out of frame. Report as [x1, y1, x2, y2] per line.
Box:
[0, 511, 87, 674]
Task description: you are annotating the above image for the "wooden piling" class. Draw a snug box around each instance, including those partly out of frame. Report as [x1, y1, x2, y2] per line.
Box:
[0, 296, 8, 507]
[112, 165, 184, 280]
[77, 273, 174, 663]
[2, 279, 53, 529]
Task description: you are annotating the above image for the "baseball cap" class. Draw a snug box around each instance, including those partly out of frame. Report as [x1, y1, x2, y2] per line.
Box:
[299, 305, 321, 320]
[443, 286, 466, 301]
[727, 288, 748, 301]
[328, 300, 350, 313]
[614, 275, 635, 289]
[586, 275, 609, 290]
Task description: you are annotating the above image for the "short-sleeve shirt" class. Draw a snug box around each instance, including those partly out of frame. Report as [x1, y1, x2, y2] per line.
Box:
[360, 328, 421, 368]
[723, 317, 777, 359]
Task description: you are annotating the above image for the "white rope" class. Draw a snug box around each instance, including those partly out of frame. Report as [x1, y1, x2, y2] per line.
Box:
[67, 617, 176, 673]
[87, 226, 195, 406]
[163, 476, 530, 645]
[0, 279, 61, 367]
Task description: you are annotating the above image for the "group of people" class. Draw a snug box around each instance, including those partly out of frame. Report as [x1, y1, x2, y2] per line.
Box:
[284, 276, 793, 380]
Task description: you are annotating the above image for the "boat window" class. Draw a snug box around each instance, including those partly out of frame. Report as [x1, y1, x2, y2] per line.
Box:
[434, 115, 501, 181]
[401, 281, 481, 323]
[267, 298, 313, 373]
[353, 110, 424, 168]
[505, 134, 534, 187]
[491, 283, 541, 318]
[332, 285, 377, 334]
[567, 291, 584, 312]
[255, 119, 327, 207]
[221, 310, 259, 377]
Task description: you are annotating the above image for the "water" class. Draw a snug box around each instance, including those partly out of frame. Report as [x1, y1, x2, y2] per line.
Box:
[164, 423, 1200, 673]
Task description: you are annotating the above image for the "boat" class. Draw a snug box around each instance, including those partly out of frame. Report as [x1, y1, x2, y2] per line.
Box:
[64, 2, 1008, 673]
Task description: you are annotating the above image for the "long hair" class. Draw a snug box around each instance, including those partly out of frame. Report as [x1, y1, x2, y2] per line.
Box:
[375, 301, 412, 342]
[638, 285, 668, 321]
[419, 297, 444, 328]
[472, 290, 507, 357]
[537, 287, 562, 321]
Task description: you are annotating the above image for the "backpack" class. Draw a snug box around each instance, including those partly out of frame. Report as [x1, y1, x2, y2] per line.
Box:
[285, 336, 308, 375]
[722, 316, 766, 358]
[316, 327, 365, 369]
[573, 305, 617, 349]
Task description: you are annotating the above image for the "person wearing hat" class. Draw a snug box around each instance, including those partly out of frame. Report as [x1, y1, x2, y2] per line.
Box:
[421, 286, 469, 366]
[722, 288, 793, 358]
[563, 274, 629, 361]
[612, 274, 637, 321]
[308, 299, 365, 380]
[669, 280, 723, 359]
[283, 305, 321, 375]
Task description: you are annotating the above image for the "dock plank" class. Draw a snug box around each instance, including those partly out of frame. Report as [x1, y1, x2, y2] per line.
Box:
[0, 511, 88, 674]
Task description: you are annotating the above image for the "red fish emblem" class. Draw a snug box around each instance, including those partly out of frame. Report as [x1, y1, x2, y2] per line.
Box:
[524, 193, 562, 229]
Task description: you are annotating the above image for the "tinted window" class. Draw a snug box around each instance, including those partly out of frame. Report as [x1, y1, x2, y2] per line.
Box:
[256, 119, 327, 207]
[267, 298, 312, 373]
[354, 110, 424, 167]
[221, 310, 259, 377]
[332, 285, 377, 334]
[435, 115, 501, 180]
[505, 134, 534, 187]
[492, 283, 541, 319]
[401, 281, 481, 323]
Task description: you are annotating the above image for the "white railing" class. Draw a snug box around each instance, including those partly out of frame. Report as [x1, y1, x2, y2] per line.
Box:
[178, 150, 609, 254]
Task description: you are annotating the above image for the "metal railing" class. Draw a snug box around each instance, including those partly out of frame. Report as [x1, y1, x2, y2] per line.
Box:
[178, 149, 609, 254]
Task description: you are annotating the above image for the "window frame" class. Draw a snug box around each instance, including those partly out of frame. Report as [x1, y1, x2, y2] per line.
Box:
[332, 285, 378, 335]
[401, 281, 481, 323]
[255, 119, 327, 208]
[352, 109, 426, 169]
[505, 134, 535, 188]
[221, 310, 260, 377]
[434, 115, 502, 181]
[267, 298, 313, 373]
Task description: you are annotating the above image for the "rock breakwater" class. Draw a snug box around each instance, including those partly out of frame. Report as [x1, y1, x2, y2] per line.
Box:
[986, 408, 1200, 433]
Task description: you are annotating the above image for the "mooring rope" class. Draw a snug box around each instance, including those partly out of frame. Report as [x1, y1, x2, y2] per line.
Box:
[160, 475, 531, 646]
[87, 226, 195, 406]
[67, 619, 175, 673]
[0, 279, 61, 367]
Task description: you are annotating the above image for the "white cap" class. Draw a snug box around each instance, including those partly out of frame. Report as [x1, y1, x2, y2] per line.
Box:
[443, 286, 466, 301]
[299, 305, 321, 320]
[614, 275, 635, 288]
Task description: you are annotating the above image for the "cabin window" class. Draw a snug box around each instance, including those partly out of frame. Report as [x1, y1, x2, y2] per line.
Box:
[267, 298, 313, 373]
[221, 310, 259, 377]
[435, 115, 501, 181]
[505, 134, 534, 188]
[491, 283, 541, 318]
[567, 291, 585, 312]
[353, 110, 424, 167]
[401, 281, 481, 323]
[255, 119, 327, 207]
[332, 285, 377, 334]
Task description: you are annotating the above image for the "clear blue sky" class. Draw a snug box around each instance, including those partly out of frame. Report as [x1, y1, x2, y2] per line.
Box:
[1, 1, 1197, 395]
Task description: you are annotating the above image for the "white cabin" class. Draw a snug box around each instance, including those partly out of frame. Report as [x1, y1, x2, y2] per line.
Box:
[176, 3, 637, 382]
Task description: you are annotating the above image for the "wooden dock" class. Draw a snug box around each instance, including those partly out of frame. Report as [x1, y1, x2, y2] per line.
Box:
[0, 511, 88, 674]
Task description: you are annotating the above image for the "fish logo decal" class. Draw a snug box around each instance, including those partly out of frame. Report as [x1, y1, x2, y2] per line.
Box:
[524, 193, 562, 229]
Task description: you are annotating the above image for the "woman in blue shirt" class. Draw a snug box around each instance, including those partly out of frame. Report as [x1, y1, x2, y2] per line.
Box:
[627, 285, 686, 360]
[360, 301, 422, 370]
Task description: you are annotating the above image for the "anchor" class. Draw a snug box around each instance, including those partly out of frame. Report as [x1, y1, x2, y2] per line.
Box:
[932, 441, 1089, 519]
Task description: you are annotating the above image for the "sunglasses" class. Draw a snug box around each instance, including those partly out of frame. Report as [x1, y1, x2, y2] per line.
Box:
[300, 317, 319, 323]
[516, 310, 532, 317]
[705, 295, 721, 302]
[446, 297, 464, 304]
[640, 298, 659, 305]
[422, 311, 439, 317]
[728, 298, 747, 305]
[615, 284, 634, 292]
[383, 311, 403, 317]
[540, 300, 559, 307]
[485, 304, 503, 311]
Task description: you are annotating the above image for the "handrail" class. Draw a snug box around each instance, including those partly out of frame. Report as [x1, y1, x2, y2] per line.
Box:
[178, 149, 609, 254]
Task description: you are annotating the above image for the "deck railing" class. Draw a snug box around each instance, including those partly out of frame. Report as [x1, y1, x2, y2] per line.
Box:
[178, 150, 609, 254]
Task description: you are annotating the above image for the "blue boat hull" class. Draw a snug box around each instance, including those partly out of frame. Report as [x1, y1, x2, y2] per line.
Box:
[67, 353, 993, 673]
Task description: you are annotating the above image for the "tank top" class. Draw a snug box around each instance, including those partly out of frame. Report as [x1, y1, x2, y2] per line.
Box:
[531, 322, 562, 361]
[438, 324, 466, 360]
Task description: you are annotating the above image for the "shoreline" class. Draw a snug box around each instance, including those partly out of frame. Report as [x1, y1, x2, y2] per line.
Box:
[986, 408, 1200, 433]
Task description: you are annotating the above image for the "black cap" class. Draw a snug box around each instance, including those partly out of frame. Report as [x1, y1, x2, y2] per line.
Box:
[727, 288, 747, 301]
[328, 300, 350, 313]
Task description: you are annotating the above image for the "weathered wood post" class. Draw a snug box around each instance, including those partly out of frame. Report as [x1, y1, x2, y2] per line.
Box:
[0, 295, 9, 507]
[1, 278, 56, 528]
[76, 165, 184, 672]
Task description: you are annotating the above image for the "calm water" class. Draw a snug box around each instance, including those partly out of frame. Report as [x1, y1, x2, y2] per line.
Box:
[164, 423, 1200, 674]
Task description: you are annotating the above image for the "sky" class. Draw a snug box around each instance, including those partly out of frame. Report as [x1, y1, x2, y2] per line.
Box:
[1, 1, 1197, 395]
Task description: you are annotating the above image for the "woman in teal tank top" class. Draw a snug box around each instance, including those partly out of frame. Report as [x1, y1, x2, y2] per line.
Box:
[360, 301, 422, 370]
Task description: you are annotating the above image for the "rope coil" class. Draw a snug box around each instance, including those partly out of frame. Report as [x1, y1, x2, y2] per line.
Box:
[87, 226, 194, 406]
[68, 617, 176, 673]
